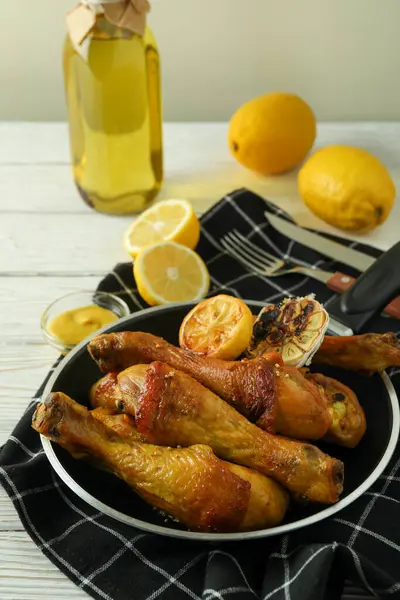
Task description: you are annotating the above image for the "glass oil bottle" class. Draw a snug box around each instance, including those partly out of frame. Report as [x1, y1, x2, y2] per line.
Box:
[63, 10, 163, 214]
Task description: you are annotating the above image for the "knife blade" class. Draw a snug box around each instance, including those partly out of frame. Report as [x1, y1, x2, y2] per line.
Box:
[265, 212, 374, 272]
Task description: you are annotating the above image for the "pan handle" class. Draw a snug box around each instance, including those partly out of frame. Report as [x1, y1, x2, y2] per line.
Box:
[340, 241, 400, 315]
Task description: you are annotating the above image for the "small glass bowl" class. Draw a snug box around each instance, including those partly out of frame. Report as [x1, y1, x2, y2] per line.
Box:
[41, 291, 130, 354]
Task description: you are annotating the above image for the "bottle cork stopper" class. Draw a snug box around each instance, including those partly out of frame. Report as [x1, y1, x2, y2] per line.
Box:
[67, 0, 150, 59]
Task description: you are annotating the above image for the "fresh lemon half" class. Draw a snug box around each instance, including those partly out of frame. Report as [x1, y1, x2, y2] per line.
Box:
[179, 294, 254, 360]
[124, 199, 200, 258]
[134, 241, 210, 306]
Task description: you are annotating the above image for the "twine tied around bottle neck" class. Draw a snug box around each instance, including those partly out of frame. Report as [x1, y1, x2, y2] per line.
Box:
[67, 0, 150, 57]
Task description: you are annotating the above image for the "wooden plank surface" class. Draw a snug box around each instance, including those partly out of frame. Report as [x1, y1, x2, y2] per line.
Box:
[1, 121, 395, 598]
[0, 532, 84, 598]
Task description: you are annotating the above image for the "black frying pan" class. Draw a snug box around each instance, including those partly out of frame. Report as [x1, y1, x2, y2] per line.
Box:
[40, 299, 399, 541]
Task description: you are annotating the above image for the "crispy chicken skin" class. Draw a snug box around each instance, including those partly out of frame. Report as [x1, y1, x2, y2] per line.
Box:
[90, 407, 146, 443]
[90, 366, 149, 414]
[258, 352, 332, 440]
[315, 333, 400, 374]
[261, 352, 366, 447]
[88, 331, 331, 440]
[32, 393, 288, 533]
[303, 372, 366, 448]
[117, 362, 344, 504]
[89, 373, 122, 411]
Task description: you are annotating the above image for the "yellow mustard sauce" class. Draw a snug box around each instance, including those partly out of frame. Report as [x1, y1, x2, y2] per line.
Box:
[47, 305, 118, 346]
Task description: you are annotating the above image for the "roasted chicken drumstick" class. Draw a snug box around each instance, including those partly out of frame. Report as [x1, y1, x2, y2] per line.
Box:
[315, 333, 400, 374]
[91, 362, 366, 449]
[260, 352, 366, 448]
[115, 361, 344, 504]
[32, 392, 288, 533]
[89, 332, 331, 440]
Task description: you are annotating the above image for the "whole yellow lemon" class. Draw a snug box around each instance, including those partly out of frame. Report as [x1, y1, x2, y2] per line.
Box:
[228, 92, 316, 175]
[298, 145, 396, 232]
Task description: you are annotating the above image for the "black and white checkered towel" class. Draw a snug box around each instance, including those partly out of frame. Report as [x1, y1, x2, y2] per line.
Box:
[1, 189, 399, 600]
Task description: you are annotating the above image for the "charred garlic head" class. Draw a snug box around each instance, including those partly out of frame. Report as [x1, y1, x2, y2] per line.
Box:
[247, 295, 329, 367]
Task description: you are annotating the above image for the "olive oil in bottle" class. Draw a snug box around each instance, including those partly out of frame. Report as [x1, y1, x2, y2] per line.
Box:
[64, 6, 163, 214]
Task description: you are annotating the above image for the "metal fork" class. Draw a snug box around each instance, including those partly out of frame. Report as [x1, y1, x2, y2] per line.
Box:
[221, 230, 334, 282]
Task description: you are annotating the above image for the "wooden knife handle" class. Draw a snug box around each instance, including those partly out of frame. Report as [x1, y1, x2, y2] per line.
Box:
[327, 272, 400, 320]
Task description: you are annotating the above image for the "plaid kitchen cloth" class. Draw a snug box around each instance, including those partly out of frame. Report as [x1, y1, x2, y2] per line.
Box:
[1, 188, 399, 600]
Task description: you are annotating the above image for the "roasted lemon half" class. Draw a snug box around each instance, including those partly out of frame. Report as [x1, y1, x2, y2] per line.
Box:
[179, 294, 254, 360]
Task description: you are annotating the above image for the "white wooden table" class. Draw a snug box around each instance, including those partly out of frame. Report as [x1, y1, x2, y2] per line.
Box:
[1, 122, 399, 598]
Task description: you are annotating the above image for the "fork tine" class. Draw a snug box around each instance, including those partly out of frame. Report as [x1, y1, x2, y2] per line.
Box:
[232, 230, 285, 263]
[226, 232, 282, 270]
[225, 234, 280, 273]
[224, 234, 274, 272]
[221, 237, 270, 276]
[221, 236, 257, 267]
[223, 236, 272, 272]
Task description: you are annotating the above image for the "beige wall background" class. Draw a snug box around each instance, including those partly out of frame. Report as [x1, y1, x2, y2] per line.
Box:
[1, 0, 400, 122]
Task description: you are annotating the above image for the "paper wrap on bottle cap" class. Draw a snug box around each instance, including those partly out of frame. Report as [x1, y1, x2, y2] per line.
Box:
[67, 0, 150, 59]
